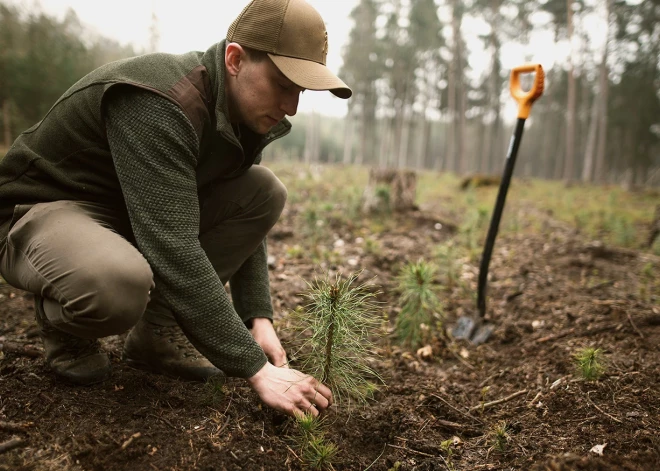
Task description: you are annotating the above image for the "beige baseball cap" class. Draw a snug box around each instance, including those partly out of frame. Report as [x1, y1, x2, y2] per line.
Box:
[227, 0, 352, 99]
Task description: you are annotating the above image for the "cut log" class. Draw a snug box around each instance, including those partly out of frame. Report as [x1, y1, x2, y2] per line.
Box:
[361, 168, 417, 214]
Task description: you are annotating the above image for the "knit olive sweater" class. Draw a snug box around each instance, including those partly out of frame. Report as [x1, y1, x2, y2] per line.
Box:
[0, 42, 291, 379]
[106, 88, 273, 378]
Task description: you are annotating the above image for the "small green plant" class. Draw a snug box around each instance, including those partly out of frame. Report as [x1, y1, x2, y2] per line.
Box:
[200, 374, 226, 406]
[374, 185, 392, 212]
[303, 435, 339, 470]
[294, 413, 324, 444]
[489, 421, 510, 452]
[478, 385, 491, 413]
[286, 244, 304, 259]
[612, 215, 636, 246]
[363, 237, 382, 256]
[440, 438, 458, 470]
[292, 414, 338, 471]
[574, 347, 606, 381]
[290, 271, 383, 407]
[641, 262, 654, 279]
[434, 242, 460, 291]
[394, 259, 444, 350]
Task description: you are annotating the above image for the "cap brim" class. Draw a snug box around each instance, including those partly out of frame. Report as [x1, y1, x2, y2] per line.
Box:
[268, 54, 352, 99]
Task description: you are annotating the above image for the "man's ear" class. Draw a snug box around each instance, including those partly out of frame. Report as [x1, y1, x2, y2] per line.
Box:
[225, 43, 245, 78]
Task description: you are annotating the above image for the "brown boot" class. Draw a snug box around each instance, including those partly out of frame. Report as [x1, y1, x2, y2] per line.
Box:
[35, 296, 111, 385]
[122, 318, 223, 382]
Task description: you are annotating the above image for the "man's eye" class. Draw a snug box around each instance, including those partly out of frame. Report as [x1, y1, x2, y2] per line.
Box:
[279, 83, 291, 91]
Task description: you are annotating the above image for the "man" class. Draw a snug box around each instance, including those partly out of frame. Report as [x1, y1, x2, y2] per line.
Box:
[0, 0, 351, 418]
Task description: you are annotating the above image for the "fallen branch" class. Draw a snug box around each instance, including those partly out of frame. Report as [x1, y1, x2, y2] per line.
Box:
[469, 389, 528, 412]
[120, 432, 141, 450]
[433, 418, 481, 436]
[586, 392, 623, 424]
[0, 342, 42, 358]
[586, 280, 615, 292]
[148, 414, 177, 430]
[0, 421, 33, 433]
[536, 329, 576, 343]
[627, 312, 644, 339]
[0, 437, 26, 454]
[429, 393, 484, 424]
[536, 324, 618, 344]
[386, 443, 436, 458]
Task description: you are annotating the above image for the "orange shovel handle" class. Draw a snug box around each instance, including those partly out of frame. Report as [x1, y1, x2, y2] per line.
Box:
[510, 64, 545, 119]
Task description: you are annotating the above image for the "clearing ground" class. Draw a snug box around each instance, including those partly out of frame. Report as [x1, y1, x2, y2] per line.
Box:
[1, 164, 659, 471]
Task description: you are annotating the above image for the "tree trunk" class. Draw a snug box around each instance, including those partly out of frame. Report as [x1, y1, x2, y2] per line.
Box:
[444, 0, 459, 174]
[594, 0, 610, 183]
[398, 108, 409, 169]
[379, 118, 393, 168]
[563, 0, 577, 182]
[458, 69, 467, 174]
[581, 88, 599, 182]
[343, 106, 355, 165]
[304, 111, 320, 164]
[648, 204, 660, 248]
[2, 98, 11, 148]
[554, 119, 567, 180]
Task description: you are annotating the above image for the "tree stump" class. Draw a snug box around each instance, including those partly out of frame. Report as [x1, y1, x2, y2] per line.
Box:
[361, 168, 417, 214]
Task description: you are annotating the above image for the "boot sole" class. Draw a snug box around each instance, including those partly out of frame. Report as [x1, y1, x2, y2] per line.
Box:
[54, 367, 111, 386]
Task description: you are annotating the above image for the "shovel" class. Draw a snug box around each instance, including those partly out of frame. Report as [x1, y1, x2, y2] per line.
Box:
[452, 64, 545, 344]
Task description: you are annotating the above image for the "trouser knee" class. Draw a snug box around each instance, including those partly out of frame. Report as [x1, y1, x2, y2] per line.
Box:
[47, 258, 154, 339]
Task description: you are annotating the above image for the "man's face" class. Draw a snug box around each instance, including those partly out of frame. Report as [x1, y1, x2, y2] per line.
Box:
[229, 53, 305, 135]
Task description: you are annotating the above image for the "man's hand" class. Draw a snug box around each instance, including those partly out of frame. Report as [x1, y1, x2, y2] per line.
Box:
[247, 362, 333, 418]
[250, 318, 288, 368]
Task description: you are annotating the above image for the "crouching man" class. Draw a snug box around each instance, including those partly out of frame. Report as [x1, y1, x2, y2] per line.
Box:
[0, 0, 352, 418]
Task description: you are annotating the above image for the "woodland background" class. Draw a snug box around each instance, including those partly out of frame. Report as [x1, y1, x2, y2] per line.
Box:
[1, 0, 659, 186]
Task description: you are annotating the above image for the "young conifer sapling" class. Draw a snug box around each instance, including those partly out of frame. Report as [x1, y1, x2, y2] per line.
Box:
[395, 259, 444, 350]
[291, 271, 383, 407]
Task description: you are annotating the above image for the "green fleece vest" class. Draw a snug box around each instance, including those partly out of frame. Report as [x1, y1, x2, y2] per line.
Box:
[0, 41, 291, 242]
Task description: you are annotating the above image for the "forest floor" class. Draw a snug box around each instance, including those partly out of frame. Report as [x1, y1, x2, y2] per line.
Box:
[1, 163, 659, 471]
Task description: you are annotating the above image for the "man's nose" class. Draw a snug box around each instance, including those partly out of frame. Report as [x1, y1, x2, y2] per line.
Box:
[280, 91, 300, 117]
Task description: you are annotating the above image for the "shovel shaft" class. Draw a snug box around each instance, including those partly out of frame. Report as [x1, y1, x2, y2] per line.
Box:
[477, 118, 526, 318]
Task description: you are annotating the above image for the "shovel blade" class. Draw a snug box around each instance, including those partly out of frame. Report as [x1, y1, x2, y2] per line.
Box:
[470, 324, 494, 345]
[451, 317, 495, 345]
[452, 316, 477, 340]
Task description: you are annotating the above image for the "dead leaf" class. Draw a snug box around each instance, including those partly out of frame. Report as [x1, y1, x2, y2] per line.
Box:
[416, 345, 433, 360]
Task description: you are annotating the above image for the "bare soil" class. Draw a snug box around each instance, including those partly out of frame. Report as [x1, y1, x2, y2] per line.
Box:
[1, 184, 659, 471]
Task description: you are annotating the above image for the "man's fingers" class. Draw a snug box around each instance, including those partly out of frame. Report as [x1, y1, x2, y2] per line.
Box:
[311, 390, 330, 410]
[313, 382, 333, 406]
[304, 402, 319, 417]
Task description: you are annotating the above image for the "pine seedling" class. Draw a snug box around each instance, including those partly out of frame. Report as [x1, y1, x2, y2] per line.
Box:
[295, 413, 324, 442]
[292, 414, 338, 471]
[200, 374, 226, 406]
[489, 421, 510, 452]
[394, 259, 444, 350]
[303, 435, 339, 470]
[290, 271, 383, 407]
[574, 347, 606, 381]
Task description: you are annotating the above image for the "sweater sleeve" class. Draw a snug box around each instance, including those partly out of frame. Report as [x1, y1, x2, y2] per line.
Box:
[104, 86, 268, 378]
[230, 239, 274, 326]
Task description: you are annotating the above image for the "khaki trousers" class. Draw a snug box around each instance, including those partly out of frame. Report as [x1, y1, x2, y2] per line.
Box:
[0, 166, 286, 339]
